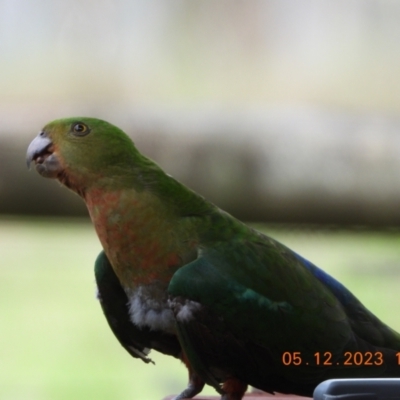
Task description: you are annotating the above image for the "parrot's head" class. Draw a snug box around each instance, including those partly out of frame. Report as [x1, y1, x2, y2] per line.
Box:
[26, 117, 141, 193]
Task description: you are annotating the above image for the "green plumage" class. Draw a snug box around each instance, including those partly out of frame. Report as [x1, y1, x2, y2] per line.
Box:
[26, 117, 400, 400]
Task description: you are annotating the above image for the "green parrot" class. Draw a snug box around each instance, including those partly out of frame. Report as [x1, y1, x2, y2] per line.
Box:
[26, 117, 400, 400]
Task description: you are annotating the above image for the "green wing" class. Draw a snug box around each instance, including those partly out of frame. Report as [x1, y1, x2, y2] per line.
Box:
[95, 251, 181, 363]
[168, 236, 400, 396]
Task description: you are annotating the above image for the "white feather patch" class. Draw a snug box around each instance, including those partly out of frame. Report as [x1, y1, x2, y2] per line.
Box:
[168, 298, 203, 322]
[126, 285, 176, 334]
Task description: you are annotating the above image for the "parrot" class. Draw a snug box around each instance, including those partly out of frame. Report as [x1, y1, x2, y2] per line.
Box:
[26, 117, 400, 400]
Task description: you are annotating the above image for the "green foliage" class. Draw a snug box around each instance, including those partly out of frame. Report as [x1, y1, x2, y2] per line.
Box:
[1, 217, 399, 399]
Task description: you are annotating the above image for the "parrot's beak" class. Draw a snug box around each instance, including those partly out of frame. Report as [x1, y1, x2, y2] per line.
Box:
[26, 132, 62, 178]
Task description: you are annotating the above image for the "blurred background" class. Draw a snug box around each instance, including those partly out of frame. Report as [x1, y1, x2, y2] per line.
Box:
[1, 1, 400, 399]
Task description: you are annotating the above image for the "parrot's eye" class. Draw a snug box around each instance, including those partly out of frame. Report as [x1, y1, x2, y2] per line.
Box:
[72, 122, 90, 136]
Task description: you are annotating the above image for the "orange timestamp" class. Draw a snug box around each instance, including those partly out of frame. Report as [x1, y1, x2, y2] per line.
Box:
[282, 351, 400, 366]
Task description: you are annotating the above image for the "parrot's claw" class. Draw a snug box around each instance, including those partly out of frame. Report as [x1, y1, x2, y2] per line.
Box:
[172, 386, 201, 400]
[173, 374, 205, 400]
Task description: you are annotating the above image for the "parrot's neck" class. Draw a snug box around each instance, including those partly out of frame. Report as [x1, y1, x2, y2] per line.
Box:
[84, 186, 197, 289]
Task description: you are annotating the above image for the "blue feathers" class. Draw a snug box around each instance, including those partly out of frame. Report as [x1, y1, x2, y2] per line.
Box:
[294, 252, 358, 308]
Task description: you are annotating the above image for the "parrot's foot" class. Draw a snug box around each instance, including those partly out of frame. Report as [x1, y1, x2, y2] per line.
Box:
[220, 378, 248, 400]
[172, 373, 205, 400]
